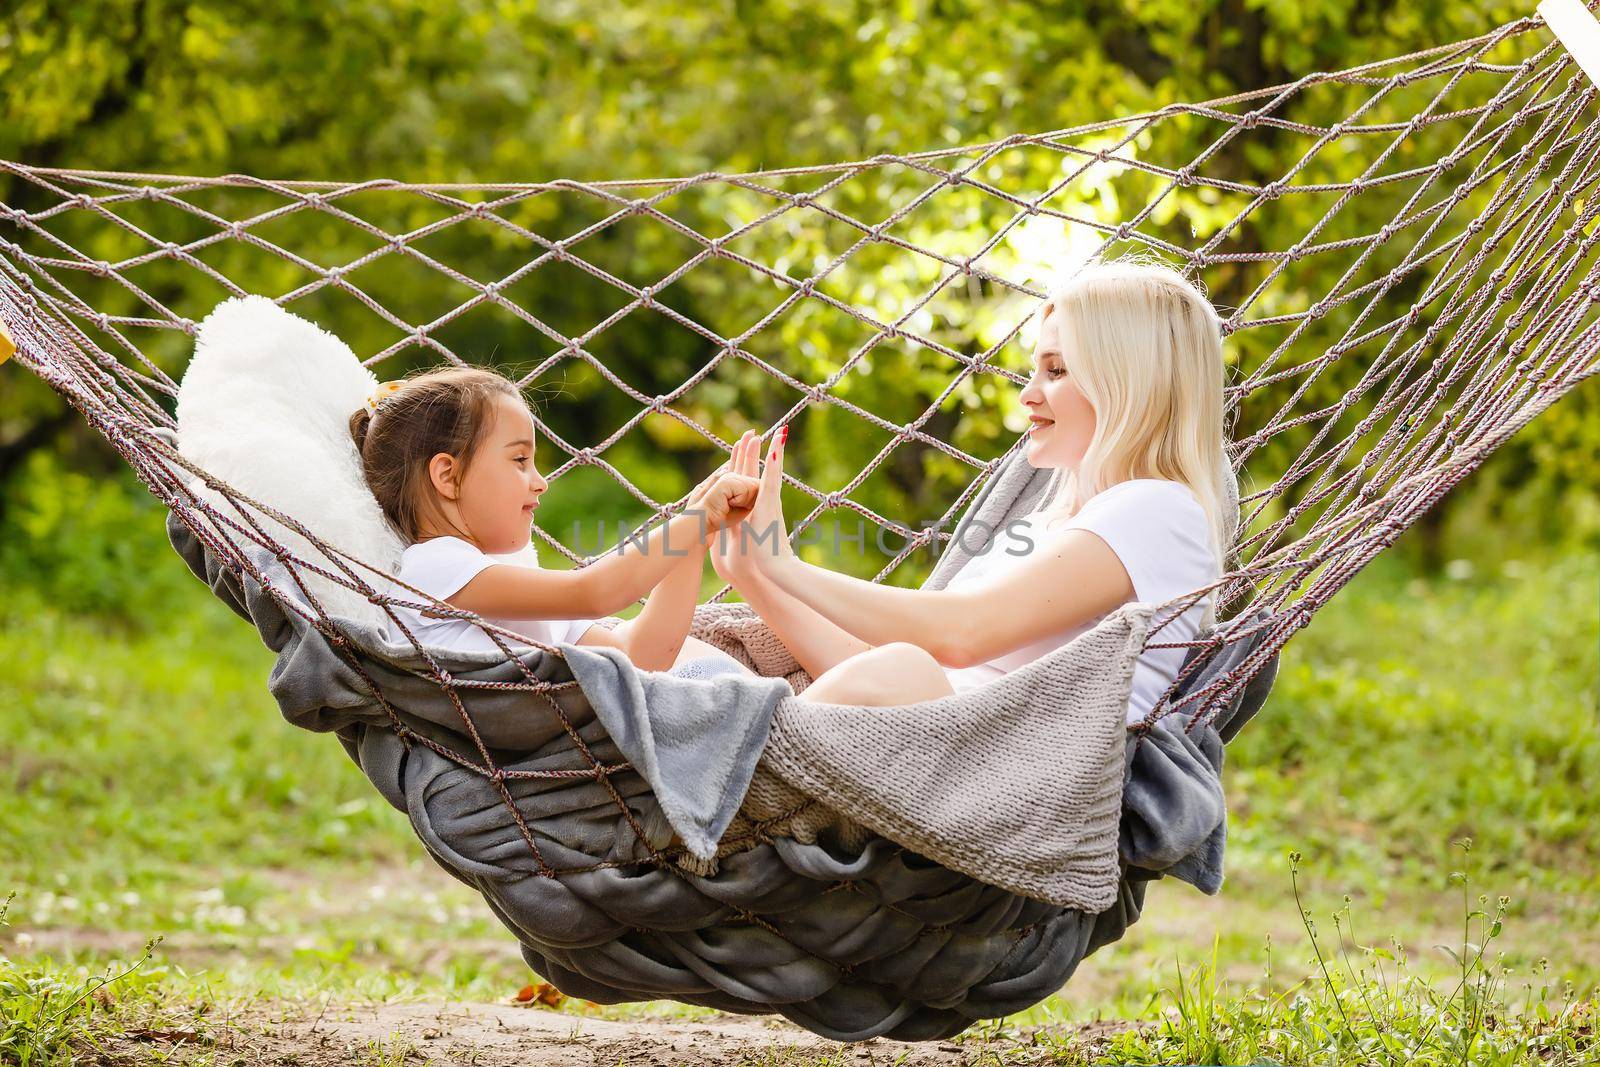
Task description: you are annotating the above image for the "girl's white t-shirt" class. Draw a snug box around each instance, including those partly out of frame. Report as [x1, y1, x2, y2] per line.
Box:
[941, 479, 1220, 724]
[385, 536, 596, 655]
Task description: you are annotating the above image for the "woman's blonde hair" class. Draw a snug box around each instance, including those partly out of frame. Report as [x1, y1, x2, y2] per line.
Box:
[1039, 255, 1237, 626]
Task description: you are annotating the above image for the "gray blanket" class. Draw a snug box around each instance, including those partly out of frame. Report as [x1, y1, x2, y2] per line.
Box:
[165, 445, 1276, 1041]
[559, 641, 791, 860]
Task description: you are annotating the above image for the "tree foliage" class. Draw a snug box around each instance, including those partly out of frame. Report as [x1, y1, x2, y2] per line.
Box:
[1, 0, 1593, 582]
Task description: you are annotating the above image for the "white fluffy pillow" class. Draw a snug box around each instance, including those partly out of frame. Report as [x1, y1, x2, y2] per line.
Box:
[175, 296, 404, 627]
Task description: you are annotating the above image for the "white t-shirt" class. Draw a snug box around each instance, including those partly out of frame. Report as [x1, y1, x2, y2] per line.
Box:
[384, 536, 596, 655]
[941, 479, 1220, 724]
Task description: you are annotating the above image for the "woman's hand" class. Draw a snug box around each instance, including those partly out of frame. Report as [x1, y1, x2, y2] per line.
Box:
[746, 424, 794, 570]
[709, 431, 761, 581]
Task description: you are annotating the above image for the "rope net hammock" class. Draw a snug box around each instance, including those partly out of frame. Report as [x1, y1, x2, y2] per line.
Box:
[1, 3, 1597, 1037]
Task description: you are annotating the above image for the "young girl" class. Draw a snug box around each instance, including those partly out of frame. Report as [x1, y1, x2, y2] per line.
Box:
[350, 367, 759, 671]
[712, 257, 1234, 722]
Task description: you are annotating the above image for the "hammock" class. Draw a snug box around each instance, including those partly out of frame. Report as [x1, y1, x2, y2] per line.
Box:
[2, 3, 1597, 1041]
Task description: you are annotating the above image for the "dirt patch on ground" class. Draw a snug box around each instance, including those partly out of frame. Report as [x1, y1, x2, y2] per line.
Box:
[95, 1000, 1136, 1065]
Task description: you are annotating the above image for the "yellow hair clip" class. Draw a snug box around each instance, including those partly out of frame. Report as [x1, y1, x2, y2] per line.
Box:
[364, 379, 404, 415]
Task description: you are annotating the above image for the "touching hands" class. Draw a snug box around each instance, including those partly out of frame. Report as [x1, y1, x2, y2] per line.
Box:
[709, 426, 793, 584]
[684, 460, 731, 514]
[694, 469, 760, 533]
[683, 440, 759, 535]
[709, 431, 759, 581]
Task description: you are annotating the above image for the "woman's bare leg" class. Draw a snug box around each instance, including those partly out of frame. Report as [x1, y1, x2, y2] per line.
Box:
[798, 642, 955, 706]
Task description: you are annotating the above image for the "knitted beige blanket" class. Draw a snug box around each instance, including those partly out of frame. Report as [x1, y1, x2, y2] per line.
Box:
[689, 451, 1152, 912]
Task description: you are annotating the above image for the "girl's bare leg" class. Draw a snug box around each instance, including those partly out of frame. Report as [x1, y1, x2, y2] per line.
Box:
[798, 642, 955, 706]
[669, 634, 754, 672]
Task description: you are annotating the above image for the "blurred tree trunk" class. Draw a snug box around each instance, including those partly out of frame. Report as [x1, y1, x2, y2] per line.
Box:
[1410, 499, 1448, 573]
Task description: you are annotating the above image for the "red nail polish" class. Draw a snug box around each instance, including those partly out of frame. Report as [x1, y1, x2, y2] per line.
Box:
[779, 425, 789, 444]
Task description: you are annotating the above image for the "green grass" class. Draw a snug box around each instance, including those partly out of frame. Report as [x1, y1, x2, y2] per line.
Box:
[0, 894, 174, 1067]
[0, 532, 1595, 1063]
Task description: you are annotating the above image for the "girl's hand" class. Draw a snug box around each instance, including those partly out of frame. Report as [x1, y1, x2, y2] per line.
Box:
[684, 457, 733, 509]
[686, 444, 743, 551]
[698, 472, 760, 533]
[710, 431, 760, 578]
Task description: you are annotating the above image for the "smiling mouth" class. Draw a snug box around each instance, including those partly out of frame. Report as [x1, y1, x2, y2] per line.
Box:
[1028, 418, 1054, 432]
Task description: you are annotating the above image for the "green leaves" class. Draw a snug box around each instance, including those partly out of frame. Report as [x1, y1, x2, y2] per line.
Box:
[2, 0, 1593, 596]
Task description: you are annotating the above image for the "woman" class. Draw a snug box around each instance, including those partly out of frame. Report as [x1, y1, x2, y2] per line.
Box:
[711, 257, 1237, 722]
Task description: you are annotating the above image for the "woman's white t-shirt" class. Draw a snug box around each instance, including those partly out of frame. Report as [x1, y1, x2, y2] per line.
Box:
[941, 479, 1220, 724]
[385, 536, 596, 655]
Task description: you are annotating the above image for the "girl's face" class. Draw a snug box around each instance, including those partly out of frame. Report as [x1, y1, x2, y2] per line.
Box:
[1018, 307, 1096, 470]
[430, 393, 547, 554]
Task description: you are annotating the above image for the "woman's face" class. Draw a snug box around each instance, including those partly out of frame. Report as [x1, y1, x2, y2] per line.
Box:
[1019, 306, 1097, 470]
[433, 393, 547, 554]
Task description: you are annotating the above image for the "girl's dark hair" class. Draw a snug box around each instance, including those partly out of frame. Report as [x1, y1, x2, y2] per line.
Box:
[349, 367, 522, 543]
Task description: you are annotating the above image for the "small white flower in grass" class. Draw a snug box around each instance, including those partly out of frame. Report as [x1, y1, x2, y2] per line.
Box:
[118, 891, 141, 907]
[194, 898, 247, 928]
[15, 932, 34, 948]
